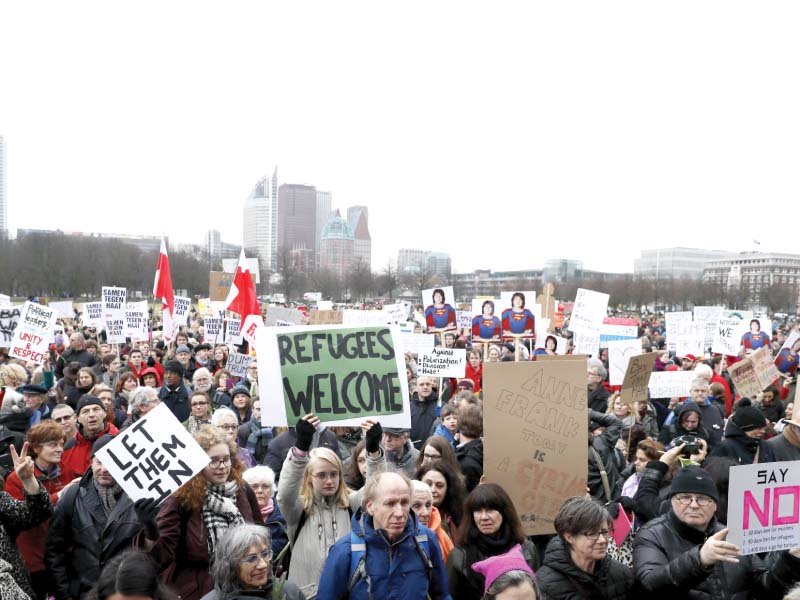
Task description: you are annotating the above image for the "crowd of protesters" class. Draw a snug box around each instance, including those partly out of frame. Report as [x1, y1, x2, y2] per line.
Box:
[1, 304, 800, 599]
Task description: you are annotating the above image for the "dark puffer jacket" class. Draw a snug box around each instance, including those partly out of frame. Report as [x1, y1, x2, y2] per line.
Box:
[710, 420, 776, 465]
[588, 411, 624, 503]
[632, 461, 673, 525]
[536, 536, 633, 600]
[455, 439, 483, 492]
[633, 510, 800, 599]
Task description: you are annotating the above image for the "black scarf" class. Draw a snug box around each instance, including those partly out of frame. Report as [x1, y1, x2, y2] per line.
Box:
[476, 524, 514, 558]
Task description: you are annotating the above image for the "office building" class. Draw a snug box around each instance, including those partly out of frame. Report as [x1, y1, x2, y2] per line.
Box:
[315, 190, 332, 268]
[398, 249, 430, 274]
[320, 213, 355, 280]
[703, 252, 800, 307]
[634, 247, 730, 279]
[278, 183, 317, 261]
[243, 167, 279, 271]
[351, 209, 371, 268]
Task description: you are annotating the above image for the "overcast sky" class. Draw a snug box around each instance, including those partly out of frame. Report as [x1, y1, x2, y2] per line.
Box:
[1, 1, 798, 275]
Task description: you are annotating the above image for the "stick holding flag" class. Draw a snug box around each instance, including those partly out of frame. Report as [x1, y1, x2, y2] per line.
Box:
[225, 248, 263, 345]
[153, 238, 176, 341]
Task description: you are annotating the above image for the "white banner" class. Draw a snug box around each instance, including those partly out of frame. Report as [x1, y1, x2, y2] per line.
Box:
[569, 288, 609, 333]
[9, 301, 57, 365]
[418, 348, 467, 378]
[647, 370, 696, 399]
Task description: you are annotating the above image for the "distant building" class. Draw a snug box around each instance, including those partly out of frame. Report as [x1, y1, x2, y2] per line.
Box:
[703, 252, 800, 307]
[320, 214, 354, 280]
[206, 229, 240, 267]
[428, 252, 451, 278]
[350, 208, 371, 268]
[0, 136, 6, 237]
[635, 247, 730, 279]
[278, 184, 317, 261]
[347, 206, 368, 231]
[315, 190, 332, 269]
[452, 269, 544, 299]
[398, 249, 431, 274]
[243, 167, 279, 271]
[543, 259, 583, 283]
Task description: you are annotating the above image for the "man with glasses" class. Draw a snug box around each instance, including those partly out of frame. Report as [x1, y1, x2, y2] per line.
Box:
[51, 404, 77, 439]
[212, 406, 256, 467]
[587, 358, 610, 413]
[634, 466, 800, 597]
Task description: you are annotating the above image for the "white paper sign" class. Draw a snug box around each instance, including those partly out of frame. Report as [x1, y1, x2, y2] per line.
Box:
[225, 352, 252, 378]
[125, 305, 149, 341]
[0, 294, 10, 307]
[647, 370, 696, 399]
[727, 461, 800, 555]
[265, 306, 304, 326]
[224, 318, 243, 345]
[204, 317, 223, 341]
[712, 310, 753, 356]
[105, 318, 127, 344]
[397, 332, 435, 355]
[665, 311, 693, 353]
[0, 305, 22, 348]
[49, 301, 74, 320]
[456, 311, 472, 331]
[607, 339, 642, 386]
[569, 289, 609, 333]
[9, 301, 57, 365]
[573, 329, 601, 358]
[317, 300, 334, 311]
[102, 286, 127, 320]
[94, 403, 210, 502]
[418, 348, 467, 378]
[83, 302, 105, 329]
[342, 309, 390, 326]
[383, 303, 408, 324]
[173, 296, 191, 327]
[694, 306, 724, 351]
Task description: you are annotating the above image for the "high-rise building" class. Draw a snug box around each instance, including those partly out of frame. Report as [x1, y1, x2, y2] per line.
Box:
[206, 229, 239, 268]
[398, 249, 431, 274]
[0, 136, 7, 237]
[634, 247, 731, 279]
[315, 190, 332, 269]
[427, 252, 451, 278]
[243, 167, 279, 271]
[351, 209, 371, 269]
[278, 183, 317, 261]
[347, 206, 368, 230]
[320, 214, 355, 280]
[543, 258, 583, 283]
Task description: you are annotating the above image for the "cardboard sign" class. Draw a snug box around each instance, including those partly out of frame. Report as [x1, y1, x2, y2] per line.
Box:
[727, 346, 781, 399]
[309, 310, 343, 325]
[607, 339, 642, 386]
[225, 351, 252, 378]
[647, 370, 696, 399]
[418, 348, 466, 378]
[569, 288, 609, 333]
[83, 302, 104, 329]
[210, 271, 256, 302]
[224, 318, 243, 345]
[94, 403, 210, 503]
[49, 301, 74, 320]
[9, 301, 57, 364]
[342, 310, 390, 327]
[125, 305, 149, 341]
[665, 311, 693, 353]
[257, 324, 411, 428]
[483, 359, 588, 536]
[713, 310, 754, 356]
[727, 461, 800, 555]
[620, 352, 658, 406]
[173, 296, 191, 327]
[265, 306, 304, 327]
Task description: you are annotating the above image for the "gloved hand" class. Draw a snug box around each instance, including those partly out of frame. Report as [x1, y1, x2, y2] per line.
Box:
[365, 421, 383, 454]
[134, 498, 160, 540]
[295, 417, 317, 452]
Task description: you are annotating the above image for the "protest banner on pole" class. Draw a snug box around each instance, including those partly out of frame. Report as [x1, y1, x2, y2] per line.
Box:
[223, 318, 243, 345]
[607, 339, 642, 386]
[125, 304, 149, 341]
[225, 352, 252, 378]
[9, 301, 57, 365]
[0, 305, 22, 348]
[421, 286, 457, 334]
[82, 302, 105, 329]
[712, 310, 753, 356]
[256, 324, 410, 428]
[647, 370, 695, 399]
[727, 461, 800, 555]
[568, 289, 609, 334]
[49, 301, 74, 321]
[396, 331, 435, 355]
[620, 352, 658, 405]
[418, 348, 466, 378]
[94, 403, 210, 503]
[173, 296, 191, 327]
[665, 311, 693, 353]
[483, 359, 588, 536]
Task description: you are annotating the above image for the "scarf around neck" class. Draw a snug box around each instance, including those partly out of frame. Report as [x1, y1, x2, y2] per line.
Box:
[93, 479, 123, 517]
[203, 480, 245, 555]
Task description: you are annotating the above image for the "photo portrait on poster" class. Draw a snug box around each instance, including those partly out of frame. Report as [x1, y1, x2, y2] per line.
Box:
[774, 331, 800, 376]
[422, 286, 456, 333]
[740, 317, 772, 353]
[471, 299, 502, 341]
[501, 291, 535, 336]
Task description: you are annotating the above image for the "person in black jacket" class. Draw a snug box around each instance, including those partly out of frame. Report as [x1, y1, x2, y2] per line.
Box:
[588, 410, 624, 503]
[264, 423, 341, 482]
[711, 400, 776, 465]
[455, 403, 483, 492]
[237, 398, 273, 465]
[587, 360, 610, 413]
[658, 401, 710, 447]
[410, 376, 439, 449]
[536, 496, 633, 600]
[157, 361, 191, 423]
[633, 466, 800, 599]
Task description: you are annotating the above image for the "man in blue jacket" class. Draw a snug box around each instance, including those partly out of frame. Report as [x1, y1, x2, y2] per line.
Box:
[316, 471, 451, 600]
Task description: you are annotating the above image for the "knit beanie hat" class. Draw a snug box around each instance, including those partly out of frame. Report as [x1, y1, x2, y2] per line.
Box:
[732, 399, 767, 432]
[77, 394, 105, 416]
[164, 360, 185, 377]
[230, 384, 251, 399]
[670, 466, 719, 503]
[471, 544, 535, 594]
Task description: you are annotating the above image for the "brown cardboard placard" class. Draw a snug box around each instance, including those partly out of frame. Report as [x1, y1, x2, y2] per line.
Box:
[620, 352, 658, 405]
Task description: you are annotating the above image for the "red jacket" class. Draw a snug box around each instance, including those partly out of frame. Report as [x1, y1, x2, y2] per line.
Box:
[61, 422, 120, 481]
[711, 373, 733, 416]
[465, 363, 482, 394]
[5, 464, 71, 572]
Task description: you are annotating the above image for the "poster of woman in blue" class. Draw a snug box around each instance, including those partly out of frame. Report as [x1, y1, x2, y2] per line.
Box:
[775, 334, 800, 375]
[741, 318, 771, 353]
[501, 292, 536, 337]
[534, 334, 559, 356]
[423, 287, 457, 334]
[472, 300, 501, 341]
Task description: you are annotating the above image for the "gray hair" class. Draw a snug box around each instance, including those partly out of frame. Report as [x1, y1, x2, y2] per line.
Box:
[411, 479, 433, 498]
[363, 471, 412, 508]
[243, 465, 275, 489]
[693, 364, 713, 381]
[690, 377, 710, 392]
[587, 358, 607, 380]
[130, 387, 159, 412]
[483, 570, 539, 600]
[210, 524, 272, 595]
[211, 406, 238, 427]
[192, 367, 212, 382]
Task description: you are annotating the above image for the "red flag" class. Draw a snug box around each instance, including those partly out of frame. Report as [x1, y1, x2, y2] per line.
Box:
[153, 238, 176, 339]
[225, 248, 262, 341]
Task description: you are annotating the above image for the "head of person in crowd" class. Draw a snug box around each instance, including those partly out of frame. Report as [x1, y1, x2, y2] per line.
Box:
[77, 395, 108, 438]
[633, 438, 663, 475]
[214, 368, 232, 391]
[194, 343, 211, 365]
[680, 353, 698, 371]
[761, 384, 779, 407]
[84, 340, 98, 357]
[91, 434, 120, 487]
[175, 345, 193, 368]
[417, 461, 466, 528]
[382, 427, 411, 455]
[677, 402, 702, 434]
[0, 362, 28, 389]
[190, 390, 212, 421]
[487, 345, 502, 362]
[163, 360, 185, 388]
[416, 435, 462, 472]
[209, 524, 288, 596]
[211, 407, 241, 443]
[300, 447, 349, 512]
[439, 402, 459, 436]
[347, 439, 368, 490]
[689, 378, 710, 405]
[363, 471, 413, 542]
[192, 367, 213, 394]
[415, 375, 436, 401]
[473, 545, 539, 600]
[468, 348, 483, 370]
[101, 353, 121, 375]
[177, 425, 244, 510]
[787, 402, 795, 422]
[19, 383, 47, 413]
[607, 392, 629, 419]
[553, 496, 612, 573]
[77, 366, 98, 392]
[116, 371, 139, 398]
[242, 466, 276, 511]
[669, 465, 719, 531]
[52, 403, 77, 438]
[731, 399, 768, 439]
[27, 420, 66, 470]
[410, 479, 434, 528]
[175, 332, 190, 347]
[693, 363, 713, 383]
[709, 382, 726, 406]
[128, 348, 144, 371]
[90, 551, 177, 600]
[130, 386, 161, 420]
[213, 345, 229, 367]
[230, 385, 252, 420]
[91, 384, 117, 423]
[459, 402, 483, 442]
[586, 359, 606, 391]
[459, 483, 526, 552]
[68, 332, 85, 352]
[246, 360, 258, 382]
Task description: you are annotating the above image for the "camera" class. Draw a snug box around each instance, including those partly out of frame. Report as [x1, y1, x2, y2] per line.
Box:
[673, 434, 700, 458]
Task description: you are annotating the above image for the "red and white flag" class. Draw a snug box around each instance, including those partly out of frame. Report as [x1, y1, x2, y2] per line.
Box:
[224, 248, 262, 343]
[153, 238, 177, 340]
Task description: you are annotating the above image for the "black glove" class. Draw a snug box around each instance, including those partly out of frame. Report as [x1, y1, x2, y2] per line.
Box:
[365, 422, 383, 454]
[295, 418, 316, 452]
[134, 498, 160, 540]
[617, 495, 635, 514]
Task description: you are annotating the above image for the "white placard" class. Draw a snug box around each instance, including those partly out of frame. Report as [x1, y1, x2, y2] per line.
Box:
[225, 352, 252, 378]
[499, 291, 538, 318]
[573, 329, 601, 358]
[647, 370, 696, 399]
[49, 301, 74, 320]
[569, 288, 609, 333]
[694, 306, 724, 351]
[607, 339, 642, 386]
[712, 310, 754, 356]
[94, 403, 210, 503]
[173, 296, 191, 327]
[317, 300, 334, 311]
[397, 332, 435, 355]
[265, 306, 304, 326]
[83, 302, 105, 329]
[204, 317, 224, 342]
[224, 318, 243, 345]
[125, 305, 149, 341]
[727, 461, 800, 556]
[0, 305, 22, 348]
[102, 286, 127, 320]
[0, 294, 10, 307]
[9, 301, 57, 365]
[665, 311, 693, 353]
[418, 348, 467, 378]
[105, 318, 127, 344]
[383, 303, 408, 324]
[455, 311, 472, 331]
[342, 309, 390, 327]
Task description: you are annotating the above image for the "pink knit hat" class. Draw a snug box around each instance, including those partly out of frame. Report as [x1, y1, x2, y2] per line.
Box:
[471, 544, 535, 594]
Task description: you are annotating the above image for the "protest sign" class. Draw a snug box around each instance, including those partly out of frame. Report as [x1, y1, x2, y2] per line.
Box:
[568, 289, 609, 333]
[224, 318, 242, 345]
[94, 403, 210, 503]
[573, 329, 600, 358]
[607, 339, 642, 386]
[9, 301, 57, 364]
[210, 271, 256, 302]
[275, 320, 294, 326]
[728, 346, 781, 398]
[265, 306, 304, 327]
[418, 348, 466, 378]
[383, 303, 408, 324]
[665, 311, 693, 353]
[456, 310, 472, 332]
[421, 286, 457, 333]
[0, 305, 22, 348]
[727, 461, 800, 555]
[309, 310, 343, 325]
[105, 318, 126, 344]
[342, 310, 390, 327]
[173, 296, 191, 327]
[204, 316, 223, 341]
[647, 370, 695, 399]
[125, 305, 149, 341]
[693, 306, 724, 351]
[197, 298, 211, 315]
[396, 331, 435, 355]
[599, 317, 638, 345]
[712, 310, 753, 356]
[257, 324, 411, 428]
[225, 351, 252, 378]
[500, 291, 539, 319]
[483, 359, 588, 536]
[620, 352, 657, 405]
[83, 302, 104, 329]
[774, 331, 800, 375]
[102, 286, 127, 320]
[49, 301, 74, 320]
[317, 300, 334, 311]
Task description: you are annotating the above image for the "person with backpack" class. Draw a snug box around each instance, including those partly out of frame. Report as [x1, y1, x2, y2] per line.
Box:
[316, 470, 452, 600]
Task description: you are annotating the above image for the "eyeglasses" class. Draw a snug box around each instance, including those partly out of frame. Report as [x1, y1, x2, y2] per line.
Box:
[208, 457, 231, 468]
[673, 494, 715, 507]
[311, 471, 340, 481]
[581, 529, 612, 541]
[53, 415, 75, 422]
[217, 424, 238, 431]
[241, 549, 271, 565]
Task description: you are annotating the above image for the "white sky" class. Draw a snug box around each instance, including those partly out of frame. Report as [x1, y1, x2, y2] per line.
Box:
[1, 1, 799, 275]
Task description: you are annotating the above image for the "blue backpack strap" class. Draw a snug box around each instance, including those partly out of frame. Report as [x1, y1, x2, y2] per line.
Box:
[412, 531, 433, 583]
[348, 529, 370, 596]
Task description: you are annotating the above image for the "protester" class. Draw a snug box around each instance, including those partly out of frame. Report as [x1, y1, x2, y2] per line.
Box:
[417, 461, 466, 540]
[411, 376, 440, 450]
[139, 366, 162, 388]
[455, 403, 484, 492]
[658, 401, 710, 447]
[18, 384, 51, 427]
[92, 383, 126, 428]
[345, 439, 367, 490]
[620, 438, 663, 499]
[114, 371, 138, 413]
[265, 418, 341, 482]
[411, 479, 453, 563]
[61, 394, 119, 481]
[55, 333, 96, 378]
[433, 402, 459, 447]
[229, 385, 253, 426]
[50, 404, 77, 440]
[158, 360, 191, 422]
[380, 426, 419, 477]
[237, 397, 272, 464]
[587, 359, 610, 413]
[185, 390, 213, 434]
[588, 409, 624, 503]
[0, 389, 31, 452]
[89, 551, 177, 600]
[472, 545, 540, 600]
[211, 407, 256, 468]
[768, 407, 800, 460]
[191, 367, 214, 397]
[211, 369, 233, 408]
[242, 466, 287, 558]
[99, 354, 122, 390]
[710, 399, 775, 464]
[465, 347, 483, 393]
[203, 524, 303, 600]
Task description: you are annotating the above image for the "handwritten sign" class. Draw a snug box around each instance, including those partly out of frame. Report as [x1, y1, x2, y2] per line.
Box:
[569, 289, 609, 333]
[607, 339, 642, 386]
[665, 311, 693, 353]
[694, 306, 724, 351]
[223, 318, 243, 345]
[0, 306, 21, 348]
[727, 346, 781, 399]
[94, 403, 210, 503]
[713, 310, 753, 356]
[225, 352, 252, 378]
[9, 301, 57, 365]
[620, 352, 657, 406]
[647, 370, 695, 399]
[309, 310, 343, 325]
[383, 303, 409, 324]
[727, 461, 800, 555]
[418, 348, 466, 378]
[49, 301, 74, 320]
[573, 329, 601, 358]
[456, 310, 472, 331]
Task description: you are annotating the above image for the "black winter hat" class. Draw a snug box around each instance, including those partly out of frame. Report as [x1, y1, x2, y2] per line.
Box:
[164, 360, 185, 377]
[670, 466, 719, 503]
[77, 394, 105, 416]
[732, 404, 767, 432]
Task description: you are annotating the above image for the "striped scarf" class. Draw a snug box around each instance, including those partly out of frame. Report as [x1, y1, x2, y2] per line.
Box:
[202, 480, 245, 556]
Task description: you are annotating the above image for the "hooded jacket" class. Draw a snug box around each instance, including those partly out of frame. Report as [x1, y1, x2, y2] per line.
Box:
[536, 536, 633, 600]
[455, 439, 483, 492]
[710, 420, 776, 465]
[138, 366, 162, 387]
[61, 421, 119, 481]
[316, 509, 452, 600]
[427, 506, 453, 564]
[658, 402, 710, 448]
